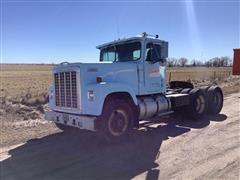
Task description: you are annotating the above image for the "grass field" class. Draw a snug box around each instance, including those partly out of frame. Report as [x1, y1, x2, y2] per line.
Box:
[0, 64, 52, 104]
[0, 64, 232, 99]
[166, 67, 232, 82]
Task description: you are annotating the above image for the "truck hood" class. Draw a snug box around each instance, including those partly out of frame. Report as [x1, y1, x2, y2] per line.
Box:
[53, 61, 139, 86]
[81, 62, 138, 84]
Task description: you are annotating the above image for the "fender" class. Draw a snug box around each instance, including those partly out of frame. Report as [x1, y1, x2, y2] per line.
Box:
[81, 82, 138, 116]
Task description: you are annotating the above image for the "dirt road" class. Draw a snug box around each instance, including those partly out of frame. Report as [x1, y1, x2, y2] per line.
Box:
[0, 93, 239, 180]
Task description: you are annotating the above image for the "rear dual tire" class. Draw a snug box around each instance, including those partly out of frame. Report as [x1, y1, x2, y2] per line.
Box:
[187, 88, 207, 119]
[181, 86, 223, 119]
[207, 86, 223, 114]
[194, 85, 223, 115]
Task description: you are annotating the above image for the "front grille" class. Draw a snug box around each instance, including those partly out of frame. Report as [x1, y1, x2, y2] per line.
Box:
[54, 71, 78, 108]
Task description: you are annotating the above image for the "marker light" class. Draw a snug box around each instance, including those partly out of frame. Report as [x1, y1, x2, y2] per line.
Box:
[49, 90, 54, 99]
[96, 77, 102, 83]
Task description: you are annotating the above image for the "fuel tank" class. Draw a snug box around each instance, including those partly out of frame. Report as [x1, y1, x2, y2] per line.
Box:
[138, 94, 171, 119]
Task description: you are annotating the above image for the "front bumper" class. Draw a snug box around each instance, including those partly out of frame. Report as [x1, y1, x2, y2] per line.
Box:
[45, 111, 96, 131]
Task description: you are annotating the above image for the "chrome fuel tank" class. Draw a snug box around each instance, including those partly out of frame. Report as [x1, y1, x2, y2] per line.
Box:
[138, 94, 171, 119]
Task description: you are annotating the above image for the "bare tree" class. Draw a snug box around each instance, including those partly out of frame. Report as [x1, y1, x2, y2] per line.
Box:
[205, 60, 212, 67]
[228, 58, 233, 66]
[204, 56, 233, 67]
[168, 56, 232, 67]
[213, 57, 221, 67]
[220, 56, 231, 67]
[205, 57, 220, 67]
[190, 59, 203, 67]
[196, 60, 203, 66]
[191, 59, 196, 67]
[178, 57, 188, 67]
[167, 57, 178, 67]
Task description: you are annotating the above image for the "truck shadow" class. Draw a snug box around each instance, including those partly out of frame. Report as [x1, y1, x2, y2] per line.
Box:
[1, 114, 227, 180]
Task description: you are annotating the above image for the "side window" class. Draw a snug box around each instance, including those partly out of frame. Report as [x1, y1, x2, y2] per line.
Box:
[145, 43, 153, 61]
[145, 43, 161, 61]
[154, 44, 161, 59]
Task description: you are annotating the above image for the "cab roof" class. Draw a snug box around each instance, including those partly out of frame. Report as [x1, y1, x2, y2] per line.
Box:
[96, 33, 166, 50]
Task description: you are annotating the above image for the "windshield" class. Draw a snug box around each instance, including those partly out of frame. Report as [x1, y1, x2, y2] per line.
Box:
[100, 42, 141, 62]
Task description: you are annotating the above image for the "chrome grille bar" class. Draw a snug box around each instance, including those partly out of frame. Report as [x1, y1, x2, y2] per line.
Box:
[54, 71, 78, 108]
[60, 72, 65, 106]
[65, 72, 71, 107]
[54, 73, 60, 106]
[71, 72, 78, 108]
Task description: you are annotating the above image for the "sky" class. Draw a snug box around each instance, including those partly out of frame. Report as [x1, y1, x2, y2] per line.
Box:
[1, 0, 239, 64]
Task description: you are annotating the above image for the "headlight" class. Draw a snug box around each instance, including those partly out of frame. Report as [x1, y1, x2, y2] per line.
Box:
[87, 90, 94, 101]
[49, 90, 54, 99]
[48, 85, 54, 100]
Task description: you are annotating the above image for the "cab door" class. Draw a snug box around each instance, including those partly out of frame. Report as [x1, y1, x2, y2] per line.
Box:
[143, 42, 166, 94]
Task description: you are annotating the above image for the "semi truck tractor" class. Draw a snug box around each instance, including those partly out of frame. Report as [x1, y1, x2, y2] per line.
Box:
[45, 33, 223, 141]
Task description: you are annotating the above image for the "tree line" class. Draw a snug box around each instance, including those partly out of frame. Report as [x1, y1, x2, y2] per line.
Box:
[167, 56, 232, 67]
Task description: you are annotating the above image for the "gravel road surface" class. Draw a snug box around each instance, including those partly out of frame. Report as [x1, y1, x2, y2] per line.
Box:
[0, 93, 239, 180]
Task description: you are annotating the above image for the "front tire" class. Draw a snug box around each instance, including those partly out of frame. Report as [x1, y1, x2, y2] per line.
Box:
[99, 99, 134, 142]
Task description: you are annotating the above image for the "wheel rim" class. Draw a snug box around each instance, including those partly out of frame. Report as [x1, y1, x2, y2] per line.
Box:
[108, 109, 129, 137]
[195, 95, 205, 114]
[213, 90, 222, 111]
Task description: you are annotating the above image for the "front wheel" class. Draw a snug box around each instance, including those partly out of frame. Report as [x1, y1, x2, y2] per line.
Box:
[98, 99, 134, 142]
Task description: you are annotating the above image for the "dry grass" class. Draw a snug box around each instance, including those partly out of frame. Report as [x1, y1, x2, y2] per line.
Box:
[0, 64, 53, 121]
[166, 67, 232, 82]
[0, 64, 53, 104]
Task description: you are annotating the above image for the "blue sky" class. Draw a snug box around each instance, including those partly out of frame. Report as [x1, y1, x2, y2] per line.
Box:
[1, 0, 239, 64]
